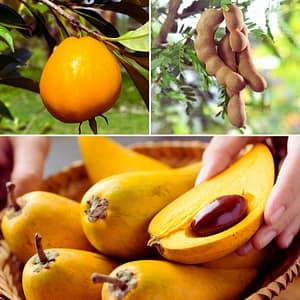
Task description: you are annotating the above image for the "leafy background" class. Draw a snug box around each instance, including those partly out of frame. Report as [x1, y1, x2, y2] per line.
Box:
[151, 0, 300, 134]
[0, 0, 149, 134]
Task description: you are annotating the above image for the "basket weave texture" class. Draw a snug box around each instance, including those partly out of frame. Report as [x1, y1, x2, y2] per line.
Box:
[0, 140, 299, 300]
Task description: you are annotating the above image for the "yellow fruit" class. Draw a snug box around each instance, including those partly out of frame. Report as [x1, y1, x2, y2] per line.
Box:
[22, 234, 118, 300]
[98, 260, 257, 300]
[203, 248, 268, 269]
[80, 162, 201, 259]
[78, 136, 170, 183]
[40, 36, 121, 123]
[1, 188, 94, 264]
[148, 144, 274, 264]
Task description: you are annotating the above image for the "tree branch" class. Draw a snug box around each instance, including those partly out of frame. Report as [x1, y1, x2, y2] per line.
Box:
[38, 0, 104, 40]
[154, 0, 182, 47]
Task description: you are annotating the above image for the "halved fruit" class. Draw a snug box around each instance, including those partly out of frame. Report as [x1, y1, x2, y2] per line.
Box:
[148, 144, 274, 264]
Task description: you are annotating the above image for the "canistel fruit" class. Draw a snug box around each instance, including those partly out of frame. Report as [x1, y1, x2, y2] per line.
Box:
[39, 36, 122, 123]
[78, 136, 170, 183]
[1, 183, 94, 264]
[95, 260, 257, 300]
[148, 144, 274, 264]
[80, 162, 201, 259]
[22, 234, 119, 300]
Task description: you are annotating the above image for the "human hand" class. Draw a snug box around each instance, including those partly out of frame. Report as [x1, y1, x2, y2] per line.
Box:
[0, 137, 49, 206]
[196, 136, 299, 254]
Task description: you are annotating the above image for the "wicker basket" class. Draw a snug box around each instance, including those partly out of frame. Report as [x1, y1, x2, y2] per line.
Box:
[0, 140, 299, 300]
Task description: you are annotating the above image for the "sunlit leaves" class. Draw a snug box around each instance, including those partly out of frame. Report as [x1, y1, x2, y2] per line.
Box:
[104, 22, 149, 52]
[0, 25, 14, 52]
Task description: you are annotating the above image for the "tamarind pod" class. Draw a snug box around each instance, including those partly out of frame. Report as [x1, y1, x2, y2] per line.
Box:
[238, 48, 267, 92]
[195, 37, 218, 62]
[236, 26, 267, 92]
[223, 4, 248, 52]
[241, 26, 249, 37]
[229, 30, 249, 52]
[206, 56, 246, 93]
[194, 8, 246, 93]
[218, 31, 237, 72]
[194, 9, 223, 62]
[196, 9, 224, 34]
[223, 4, 244, 31]
[226, 88, 235, 97]
[227, 94, 246, 128]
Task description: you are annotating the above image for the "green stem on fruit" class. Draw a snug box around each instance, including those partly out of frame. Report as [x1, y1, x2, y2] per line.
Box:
[91, 273, 128, 291]
[35, 233, 49, 265]
[6, 182, 19, 210]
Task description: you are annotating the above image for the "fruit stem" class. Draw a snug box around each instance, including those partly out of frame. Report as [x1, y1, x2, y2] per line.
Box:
[6, 182, 19, 210]
[91, 273, 128, 291]
[35, 233, 49, 265]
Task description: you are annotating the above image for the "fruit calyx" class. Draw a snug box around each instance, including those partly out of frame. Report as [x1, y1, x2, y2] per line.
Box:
[32, 233, 59, 273]
[6, 182, 20, 211]
[85, 195, 108, 222]
[147, 236, 164, 255]
[92, 268, 137, 298]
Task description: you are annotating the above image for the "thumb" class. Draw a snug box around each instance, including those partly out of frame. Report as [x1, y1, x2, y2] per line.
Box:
[195, 137, 262, 185]
[10, 137, 50, 197]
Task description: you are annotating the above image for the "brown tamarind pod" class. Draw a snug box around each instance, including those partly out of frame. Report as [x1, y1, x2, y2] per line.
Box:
[223, 4, 248, 52]
[218, 30, 237, 72]
[227, 94, 246, 128]
[237, 26, 267, 92]
[195, 9, 246, 93]
[226, 88, 235, 98]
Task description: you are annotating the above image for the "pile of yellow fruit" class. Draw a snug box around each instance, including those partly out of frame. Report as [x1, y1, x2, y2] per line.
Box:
[1, 137, 275, 300]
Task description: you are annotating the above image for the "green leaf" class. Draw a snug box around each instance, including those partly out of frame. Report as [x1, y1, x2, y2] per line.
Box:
[104, 22, 149, 52]
[0, 99, 13, 120]
[221, 0, 232, 10]
[0, 25, 14, 52]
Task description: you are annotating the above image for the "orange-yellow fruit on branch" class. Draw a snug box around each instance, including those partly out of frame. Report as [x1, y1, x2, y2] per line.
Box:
[40, 36, 122, 123]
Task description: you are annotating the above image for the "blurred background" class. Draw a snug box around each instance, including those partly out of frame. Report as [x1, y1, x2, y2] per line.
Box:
[151, 0, 300, 134]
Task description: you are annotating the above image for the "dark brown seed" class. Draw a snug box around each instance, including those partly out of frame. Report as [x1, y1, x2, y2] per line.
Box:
[190, 195, 247, 237]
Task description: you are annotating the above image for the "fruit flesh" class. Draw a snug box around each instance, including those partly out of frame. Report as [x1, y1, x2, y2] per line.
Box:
[148, 144, 274, 264]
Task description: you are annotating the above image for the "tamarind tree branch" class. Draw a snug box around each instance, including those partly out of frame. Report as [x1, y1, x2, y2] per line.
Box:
[154, 0, 182, 47]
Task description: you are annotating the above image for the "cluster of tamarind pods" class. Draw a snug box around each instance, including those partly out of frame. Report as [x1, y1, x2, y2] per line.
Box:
[194, 4, 267, 128]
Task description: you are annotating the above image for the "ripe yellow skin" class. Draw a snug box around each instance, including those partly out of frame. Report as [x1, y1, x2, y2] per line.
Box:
[1, 191, 94, 264]
[78, 136, 170, 184]
[101, 260, 257, 300]
[22, 248, 119, 300]
[40, 36, 122, 123]
[80, 162, 201, 259]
